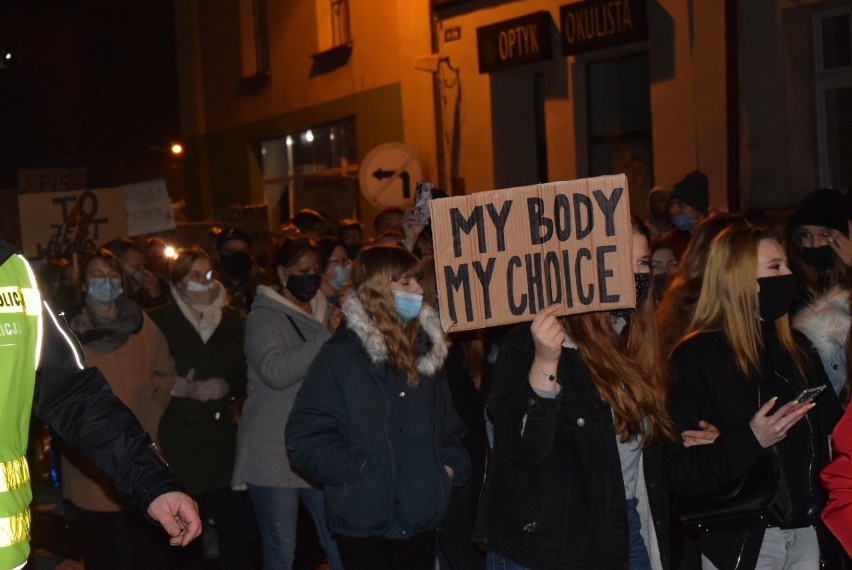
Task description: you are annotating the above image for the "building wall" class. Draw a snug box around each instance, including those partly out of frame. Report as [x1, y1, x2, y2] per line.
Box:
[174, 0, 436, 221]
[433, 0, 729, 213]
[174, 0, 837, 223]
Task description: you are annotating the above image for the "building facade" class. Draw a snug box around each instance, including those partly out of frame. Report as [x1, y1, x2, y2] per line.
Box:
[174, 0, 852, 225]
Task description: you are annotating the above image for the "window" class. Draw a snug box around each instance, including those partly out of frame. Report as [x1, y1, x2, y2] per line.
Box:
[240, 0, 269, 77]
[261, 118, 358, 225]
[260, 117, 357, 179]
[331, 0, 351, 47]
[316, 0, 351, 52]
[586, 54, 653, 202]
[815, 6, 852, 189]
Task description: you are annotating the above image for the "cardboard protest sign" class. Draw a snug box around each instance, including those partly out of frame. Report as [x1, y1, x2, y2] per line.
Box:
[125, 179, 176, 236]
[18, 187, 127, 257]
[430, 175, 634, 332]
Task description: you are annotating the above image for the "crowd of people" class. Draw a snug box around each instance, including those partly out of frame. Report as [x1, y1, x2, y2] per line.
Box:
[13, 173, 852, 570]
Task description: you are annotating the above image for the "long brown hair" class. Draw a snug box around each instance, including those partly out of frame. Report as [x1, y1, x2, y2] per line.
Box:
[350, 245, 424, 386]
[685, 225, 803, 377]
[656, 213, 748, 356]
[565, 219, 676, 446]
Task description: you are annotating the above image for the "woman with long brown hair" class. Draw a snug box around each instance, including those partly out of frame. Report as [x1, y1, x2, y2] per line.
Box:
[656, 212, 747, 357]
[665, 225, 842, 569]
[473, 218, 677, 569]
[286, 244, 470, 569]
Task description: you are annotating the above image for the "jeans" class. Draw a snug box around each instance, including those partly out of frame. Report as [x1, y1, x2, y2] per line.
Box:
[627, 497, 652, 570]
[701, 526, 819, 570]
[486, 553, 529, 570]
[247, 485, 343, 570]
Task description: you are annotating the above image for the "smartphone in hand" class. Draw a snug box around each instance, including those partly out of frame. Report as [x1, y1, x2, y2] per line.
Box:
[783, 385, 827, 416]
[412, 182, 433, 223]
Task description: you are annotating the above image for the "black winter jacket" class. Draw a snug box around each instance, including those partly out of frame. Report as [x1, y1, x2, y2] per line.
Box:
[664, 328, 842, 569]
[148, 297, 247, 495]
[285, 296, 471, 539]
[0, 240, 183, 514]
[473, 324, 672, 569]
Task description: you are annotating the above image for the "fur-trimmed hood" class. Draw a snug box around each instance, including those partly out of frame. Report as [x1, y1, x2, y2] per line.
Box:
[792, 286, 850, 363]
[341, 293, 449, 376]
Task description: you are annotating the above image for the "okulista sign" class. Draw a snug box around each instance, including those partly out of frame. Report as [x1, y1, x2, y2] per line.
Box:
[560, 0, 648, 55]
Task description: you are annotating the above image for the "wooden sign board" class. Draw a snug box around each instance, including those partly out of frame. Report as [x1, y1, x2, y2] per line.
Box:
[430, 175, 634, 332]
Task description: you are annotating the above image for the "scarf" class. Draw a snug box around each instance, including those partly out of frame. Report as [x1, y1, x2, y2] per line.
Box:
[71, 295, 144, 353]
[170, 282, 227, 343]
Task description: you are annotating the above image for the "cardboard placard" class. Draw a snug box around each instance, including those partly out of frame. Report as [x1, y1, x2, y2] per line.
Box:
[125, 179, 176, 236]
[430, 175, 634, 332]
[18, 187, 127, 257]
[18, 168, 87, 194]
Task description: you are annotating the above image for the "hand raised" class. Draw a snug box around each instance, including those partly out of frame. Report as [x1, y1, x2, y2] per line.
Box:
[530, 304, 564, 364]
[829, 221, 852, 267]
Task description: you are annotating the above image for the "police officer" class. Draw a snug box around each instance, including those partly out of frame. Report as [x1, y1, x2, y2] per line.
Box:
[0, 239, 202, 570]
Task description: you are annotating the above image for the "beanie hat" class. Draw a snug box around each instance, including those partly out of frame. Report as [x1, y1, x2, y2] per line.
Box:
[216, 227, 253, 249]
[670, 171, 709, 216]
[785, 189, 852, 237]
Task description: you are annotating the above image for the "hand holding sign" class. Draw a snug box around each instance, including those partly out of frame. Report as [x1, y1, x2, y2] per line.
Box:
[530, 304, 564, 364]
[429, 175, 634, 332]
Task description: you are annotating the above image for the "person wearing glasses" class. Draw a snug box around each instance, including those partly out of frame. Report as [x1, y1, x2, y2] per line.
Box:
[149, 247, 251, 569]
[317, 237, 351, 307]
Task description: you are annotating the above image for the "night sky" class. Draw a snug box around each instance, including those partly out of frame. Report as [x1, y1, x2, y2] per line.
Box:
[0, 0, 180, 189]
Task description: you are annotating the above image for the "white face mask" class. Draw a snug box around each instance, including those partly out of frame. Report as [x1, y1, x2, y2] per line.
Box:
[185, 280, 216, 292]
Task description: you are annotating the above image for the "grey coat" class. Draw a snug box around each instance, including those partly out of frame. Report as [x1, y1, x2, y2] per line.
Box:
[232, 285, 333, 488]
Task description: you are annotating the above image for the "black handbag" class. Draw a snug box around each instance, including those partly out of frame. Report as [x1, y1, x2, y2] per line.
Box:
[673, 447, 792, 532]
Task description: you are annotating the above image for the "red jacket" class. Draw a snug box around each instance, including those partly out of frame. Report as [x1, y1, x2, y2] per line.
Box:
[822, 404, 852, 557]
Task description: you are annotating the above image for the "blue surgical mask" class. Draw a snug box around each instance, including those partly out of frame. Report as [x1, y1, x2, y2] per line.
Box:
[393, 290, 423, 323]
[671, 213, 697, 232]
[87, 277, 123, 305]
[328, 265, 350, 290]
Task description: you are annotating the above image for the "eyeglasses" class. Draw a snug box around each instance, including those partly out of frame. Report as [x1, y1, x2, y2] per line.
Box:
[187, 270, 217, 281]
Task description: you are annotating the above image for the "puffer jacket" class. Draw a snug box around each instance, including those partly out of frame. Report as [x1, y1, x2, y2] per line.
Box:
[286, 294, 471, 539]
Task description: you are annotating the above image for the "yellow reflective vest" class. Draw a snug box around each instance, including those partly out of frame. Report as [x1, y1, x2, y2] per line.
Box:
[0, 251, 42, 569]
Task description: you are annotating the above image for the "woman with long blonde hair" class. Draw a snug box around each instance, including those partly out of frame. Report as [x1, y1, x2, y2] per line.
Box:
[286, 244, 470, 569]
[665, 225, 842, 569]
[474, 217, 678, 569]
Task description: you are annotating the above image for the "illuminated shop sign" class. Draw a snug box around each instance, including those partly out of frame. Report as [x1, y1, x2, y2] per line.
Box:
[476, 12, 553, 74]
[560, 0, 648, 55]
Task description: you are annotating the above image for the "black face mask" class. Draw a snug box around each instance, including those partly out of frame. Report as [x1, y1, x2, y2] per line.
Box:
[285, 274, 321, 303]
[757, 274, 796, 322]
[612, 273, 652, 319]
[220, 251, 252, 279]
[801, 245, 834, 272]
